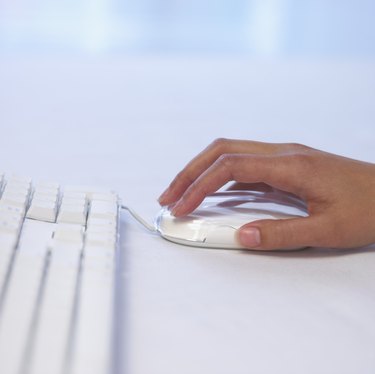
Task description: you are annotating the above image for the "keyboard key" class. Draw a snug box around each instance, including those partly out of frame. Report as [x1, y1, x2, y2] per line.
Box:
[0, 191, 29, 208]
[54, 223, 84, 244]
[85, 231, 117, 249]
[57, 206, 87, 225]
[27, 183, 59, 222]
[27, 199, 58, 222]
[34, 181, 60, 191]
[57, 193, 87, 225]
[32, 191, 59, 201]
[90, 193, 118, 203]
[87, 217, 117, 228]
[89, 201, 118, 220]
[6, 175, 32, 186]
[64, 185, 116, 200]
[62, 191, 86, 200]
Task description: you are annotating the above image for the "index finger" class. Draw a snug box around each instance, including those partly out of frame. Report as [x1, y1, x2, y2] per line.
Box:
[158, 138, 282, 205]
[171, 153, 307, 217]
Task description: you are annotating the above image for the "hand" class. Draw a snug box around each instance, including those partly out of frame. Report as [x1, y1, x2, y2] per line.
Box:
[158, 138, 375, 250]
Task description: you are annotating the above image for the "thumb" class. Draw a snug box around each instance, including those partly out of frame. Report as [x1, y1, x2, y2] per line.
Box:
[237, 217, 322, 250]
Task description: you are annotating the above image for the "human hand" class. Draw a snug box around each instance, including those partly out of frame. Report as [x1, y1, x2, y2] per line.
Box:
[158, 139, 375, 250]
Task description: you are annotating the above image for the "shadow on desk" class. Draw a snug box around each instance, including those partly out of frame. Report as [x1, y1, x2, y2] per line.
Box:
[240, 244, 375, 259]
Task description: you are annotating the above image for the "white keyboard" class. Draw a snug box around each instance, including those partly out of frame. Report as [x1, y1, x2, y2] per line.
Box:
[0, 174, 122, 374]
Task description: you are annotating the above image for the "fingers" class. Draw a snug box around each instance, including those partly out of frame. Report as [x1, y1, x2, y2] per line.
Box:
[226, 182, 274, 192]
[171, 153, 305, 217]
[237, 216, 325, 250]
[158, 138, 283, 206]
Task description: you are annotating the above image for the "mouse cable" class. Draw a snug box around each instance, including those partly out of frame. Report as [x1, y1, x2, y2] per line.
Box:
[120, 205, 157, 233]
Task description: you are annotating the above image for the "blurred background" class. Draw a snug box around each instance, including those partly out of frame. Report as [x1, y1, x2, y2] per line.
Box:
[0, 0, 374, 188]
[1, 0, 375, 57]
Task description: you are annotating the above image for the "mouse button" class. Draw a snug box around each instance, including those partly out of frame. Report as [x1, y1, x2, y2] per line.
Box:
[155, 208, 210, 242]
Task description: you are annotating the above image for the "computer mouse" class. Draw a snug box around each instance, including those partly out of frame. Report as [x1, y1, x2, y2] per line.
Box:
[155, 190, 308, 249]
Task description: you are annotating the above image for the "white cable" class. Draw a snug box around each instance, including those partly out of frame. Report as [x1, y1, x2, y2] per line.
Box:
[120, 205, 157, 233]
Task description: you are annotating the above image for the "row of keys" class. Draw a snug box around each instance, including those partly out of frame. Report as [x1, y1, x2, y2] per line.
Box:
[0, 175, 120, 252]
[50, 202, 119, 250]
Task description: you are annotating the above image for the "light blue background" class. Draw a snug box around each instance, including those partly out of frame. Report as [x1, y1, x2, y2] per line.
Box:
[1, 0, 375, 57]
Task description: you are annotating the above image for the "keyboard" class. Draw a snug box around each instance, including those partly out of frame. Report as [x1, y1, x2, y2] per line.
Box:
[0, 174, 122, 374]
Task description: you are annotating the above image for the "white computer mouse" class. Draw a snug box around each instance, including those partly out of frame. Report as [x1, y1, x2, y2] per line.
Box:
[155, 190, 308, 249]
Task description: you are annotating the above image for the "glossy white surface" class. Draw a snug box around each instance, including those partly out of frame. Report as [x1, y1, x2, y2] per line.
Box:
[1, 56, 375, 374]
[156, 190, 307, 249]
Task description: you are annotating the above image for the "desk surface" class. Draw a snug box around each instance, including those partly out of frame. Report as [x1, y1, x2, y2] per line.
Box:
[1, 55, 375, 374]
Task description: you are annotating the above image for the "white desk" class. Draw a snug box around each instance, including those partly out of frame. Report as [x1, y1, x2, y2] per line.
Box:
[1, 55, 375, 374]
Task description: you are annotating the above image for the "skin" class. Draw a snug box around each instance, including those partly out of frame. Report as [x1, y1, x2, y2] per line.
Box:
[158, 138, 375, 251]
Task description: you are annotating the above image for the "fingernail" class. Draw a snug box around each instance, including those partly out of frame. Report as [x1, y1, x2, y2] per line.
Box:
[238, 227, 261, 248]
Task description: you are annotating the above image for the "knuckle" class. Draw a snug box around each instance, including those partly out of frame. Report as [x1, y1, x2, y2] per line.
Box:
[286, 142, 310, 151]
[212, 153, 237, 181]
[217, 153, 235, 168]
[211, 138, 230, 152]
